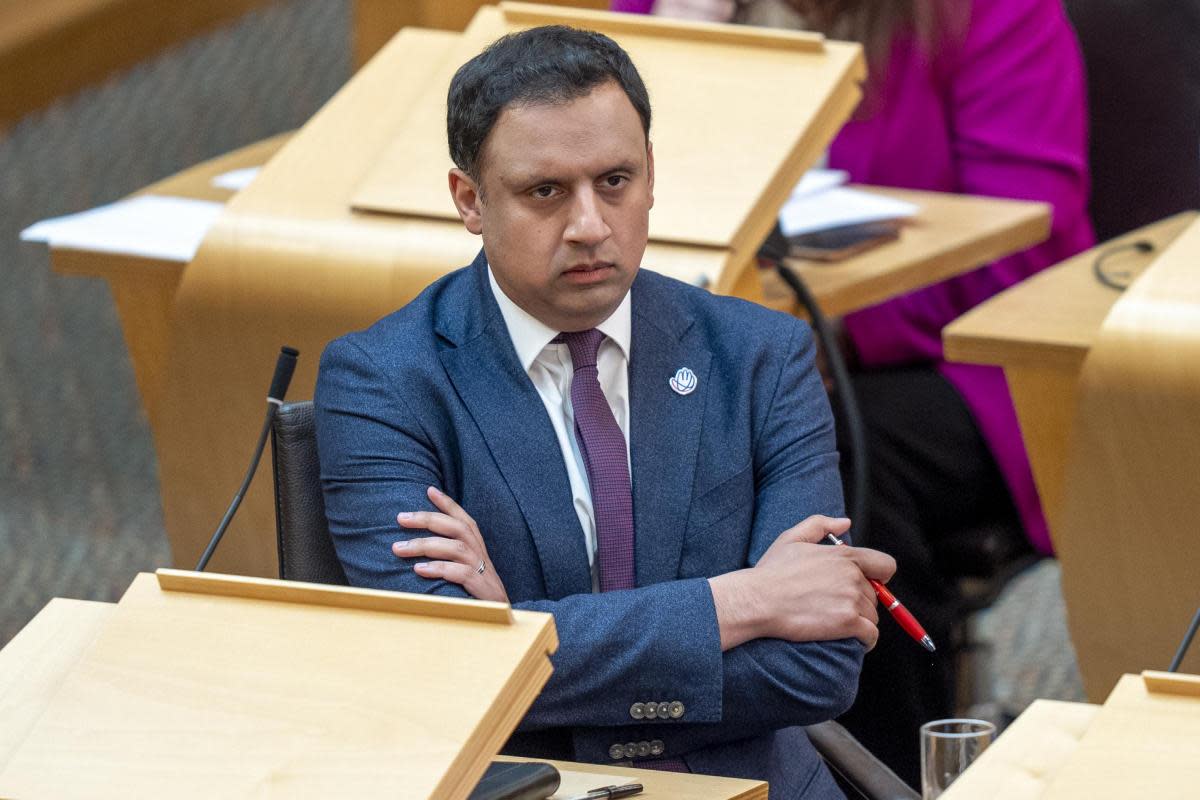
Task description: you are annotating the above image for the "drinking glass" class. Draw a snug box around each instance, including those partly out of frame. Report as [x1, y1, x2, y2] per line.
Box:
[920, 718, 996, 799]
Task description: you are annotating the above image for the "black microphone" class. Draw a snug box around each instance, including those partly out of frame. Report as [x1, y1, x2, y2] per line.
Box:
[195, 346, 300, 571]
[1168, 606, 1200, 673]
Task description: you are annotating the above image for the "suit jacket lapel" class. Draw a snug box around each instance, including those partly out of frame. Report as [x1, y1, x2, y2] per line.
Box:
[437, 254, 592, 599]
[629, 273, 711, 587]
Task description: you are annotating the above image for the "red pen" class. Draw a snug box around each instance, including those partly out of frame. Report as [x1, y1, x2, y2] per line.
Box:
[825, 532, 936, 652]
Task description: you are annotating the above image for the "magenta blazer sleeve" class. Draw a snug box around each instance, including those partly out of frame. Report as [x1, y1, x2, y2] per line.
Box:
[842, 0, 1095, 365]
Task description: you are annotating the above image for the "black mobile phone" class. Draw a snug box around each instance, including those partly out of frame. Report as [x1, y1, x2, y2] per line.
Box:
[467, 760, 562, 800]
[787, 220, 901, 262]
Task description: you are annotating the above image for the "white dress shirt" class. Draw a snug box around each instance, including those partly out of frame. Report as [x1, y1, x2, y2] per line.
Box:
[488, 266, 632, 587]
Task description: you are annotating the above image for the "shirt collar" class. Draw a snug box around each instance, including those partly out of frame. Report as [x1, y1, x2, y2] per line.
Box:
[488, 263, 632, 373]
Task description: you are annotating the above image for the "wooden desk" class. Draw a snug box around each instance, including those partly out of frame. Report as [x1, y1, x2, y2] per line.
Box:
[944, 212, 1196, 536]
[54, 135, 1050, 466]
[944, 212, 1200, 699]
[0, 597, 765, 799]
[941, 673, 1200, 799]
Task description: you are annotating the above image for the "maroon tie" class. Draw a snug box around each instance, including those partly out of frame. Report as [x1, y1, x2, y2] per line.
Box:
[561, 329, 690, 774]
[561, 329, 635, 592]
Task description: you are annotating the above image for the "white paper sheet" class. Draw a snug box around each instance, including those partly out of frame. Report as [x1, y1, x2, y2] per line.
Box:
[20, 195, 224, 262]
[211, 166, 260, 191]
[790, 168, 849, 199]
[779, 185, 918, 237]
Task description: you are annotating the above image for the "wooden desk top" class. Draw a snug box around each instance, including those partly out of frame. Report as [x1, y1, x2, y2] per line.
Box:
[780, 187, 1051, 318]
[0, 596, 764, 799]
[944, 211, 1198, 372]
[51, 132, 1050, 320]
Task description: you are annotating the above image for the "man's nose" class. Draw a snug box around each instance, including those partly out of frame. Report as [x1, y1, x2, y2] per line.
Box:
[564, 187, 611, 246]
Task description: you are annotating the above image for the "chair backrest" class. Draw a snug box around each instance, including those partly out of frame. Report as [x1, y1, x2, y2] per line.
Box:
[270, 400, 349, 586]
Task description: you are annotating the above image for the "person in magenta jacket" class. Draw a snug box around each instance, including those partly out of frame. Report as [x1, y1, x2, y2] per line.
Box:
[613, 0, 1095, 786]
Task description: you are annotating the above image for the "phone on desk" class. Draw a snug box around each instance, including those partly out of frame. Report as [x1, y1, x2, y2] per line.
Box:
[468, 761, 561, 800]
[787, 220, 901, 262]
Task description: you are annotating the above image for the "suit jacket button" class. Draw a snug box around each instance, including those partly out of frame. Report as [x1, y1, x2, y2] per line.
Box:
[656, 702, 670, 719]
[636, 741, 651, 758]
[623, 742, 639, 759]
[644, 702, 658, 720]
[650, 739, 665, 756]
[669, 701, 685, 719]
[609, 744, 625, 760]
[630, 702, 645, 720]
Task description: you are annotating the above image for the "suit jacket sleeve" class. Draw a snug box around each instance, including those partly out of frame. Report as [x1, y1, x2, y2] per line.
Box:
[315, 318, 860, 762]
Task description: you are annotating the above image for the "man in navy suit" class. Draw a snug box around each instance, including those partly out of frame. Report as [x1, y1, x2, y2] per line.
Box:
[315, 24, 895, 797]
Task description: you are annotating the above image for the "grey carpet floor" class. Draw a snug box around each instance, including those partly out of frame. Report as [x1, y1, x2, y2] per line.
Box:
[0, 0, 1085, 719]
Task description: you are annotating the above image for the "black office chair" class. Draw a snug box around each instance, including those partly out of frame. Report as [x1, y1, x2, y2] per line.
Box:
[270, 400, 918, 800]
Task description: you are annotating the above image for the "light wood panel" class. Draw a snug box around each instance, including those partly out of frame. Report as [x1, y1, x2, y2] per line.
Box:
[1054, 217, 1200, 699]
[353, 3, 866, 276]
[0, 594, 763, 799]
[944, 212, 1197, 534]
[0, 573, 557, 799]
[0, 0, 274, 130]
[0, 599, 115, 773]
[1044, 675, 1200, 798]
[938, 699, 1100, 800]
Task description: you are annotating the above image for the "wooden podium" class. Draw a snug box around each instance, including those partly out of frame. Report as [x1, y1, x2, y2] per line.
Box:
[0, 585, 767, 799]
[945, 213, 1200, 699]
[0, 570, 558, 798]
[940, 671, 1200, 799]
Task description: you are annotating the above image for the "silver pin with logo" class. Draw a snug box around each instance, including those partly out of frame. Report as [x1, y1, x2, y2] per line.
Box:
[670, 367, 697, 396]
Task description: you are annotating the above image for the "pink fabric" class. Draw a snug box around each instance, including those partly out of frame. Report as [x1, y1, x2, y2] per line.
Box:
[613, 0, 1094, 555]
[831, 0, 1094, 555]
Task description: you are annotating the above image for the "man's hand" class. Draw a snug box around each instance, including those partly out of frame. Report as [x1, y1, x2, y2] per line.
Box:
[708, 515, 896, 652]
[392, 486, 510, 603]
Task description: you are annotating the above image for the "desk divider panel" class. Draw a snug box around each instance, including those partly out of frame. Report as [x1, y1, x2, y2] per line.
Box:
[0, 571, 557, 800]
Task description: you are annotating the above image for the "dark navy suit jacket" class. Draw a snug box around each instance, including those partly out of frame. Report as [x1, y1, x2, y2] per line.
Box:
[315, 251, 860, 798]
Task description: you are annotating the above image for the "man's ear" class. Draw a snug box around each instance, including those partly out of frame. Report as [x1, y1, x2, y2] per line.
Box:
[448, 168, 484, 235]
[646, 141, 655, 210]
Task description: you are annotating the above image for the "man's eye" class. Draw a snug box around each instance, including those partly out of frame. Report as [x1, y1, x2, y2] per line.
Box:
[532, 185, 557, 199]
[605, 175, 628, 188]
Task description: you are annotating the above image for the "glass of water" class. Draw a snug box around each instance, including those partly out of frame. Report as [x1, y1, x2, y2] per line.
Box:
[920, 718, 996, 799]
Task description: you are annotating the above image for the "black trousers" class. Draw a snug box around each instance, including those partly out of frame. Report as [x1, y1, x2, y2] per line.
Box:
[831, 366, 1028, 789]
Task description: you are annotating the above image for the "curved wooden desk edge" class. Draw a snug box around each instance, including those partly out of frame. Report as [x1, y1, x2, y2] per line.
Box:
[1058, 216, 1200, 698]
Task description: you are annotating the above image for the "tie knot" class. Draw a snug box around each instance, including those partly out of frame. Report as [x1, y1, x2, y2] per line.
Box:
[559, 328, 605, 370]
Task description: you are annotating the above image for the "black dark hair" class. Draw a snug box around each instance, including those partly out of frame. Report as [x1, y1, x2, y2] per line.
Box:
[447, 25, 652, 180]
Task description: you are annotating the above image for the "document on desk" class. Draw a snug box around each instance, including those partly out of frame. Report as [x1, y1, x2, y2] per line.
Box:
[779, 185, 919, 237]
[20, 195, 223, 262]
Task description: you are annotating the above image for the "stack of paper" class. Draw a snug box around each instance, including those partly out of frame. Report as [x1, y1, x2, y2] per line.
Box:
[779, 169, 918, 236]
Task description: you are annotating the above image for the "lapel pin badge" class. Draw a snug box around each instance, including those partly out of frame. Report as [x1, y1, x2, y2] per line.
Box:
[670, 367, 697, 396]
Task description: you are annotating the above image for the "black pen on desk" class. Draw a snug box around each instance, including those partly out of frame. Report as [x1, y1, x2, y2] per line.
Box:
[824, 532, 936, 652]
[562, 783, 643, 800]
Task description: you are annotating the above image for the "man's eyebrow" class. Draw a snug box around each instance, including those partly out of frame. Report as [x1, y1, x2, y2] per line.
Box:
[507, 160, 643, 191]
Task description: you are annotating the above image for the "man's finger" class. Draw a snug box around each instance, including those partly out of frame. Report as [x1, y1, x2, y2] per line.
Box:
[855, 617, 880, 651]
[844, 548, 897, 583]
[780, 515, 852, 545]
[413, 559, 474, 586]
[396, 510, 472, 540]
[393, 536, 474, 565]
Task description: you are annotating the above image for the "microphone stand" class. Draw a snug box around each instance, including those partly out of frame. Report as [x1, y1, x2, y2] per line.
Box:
[195, 346, 299, 571]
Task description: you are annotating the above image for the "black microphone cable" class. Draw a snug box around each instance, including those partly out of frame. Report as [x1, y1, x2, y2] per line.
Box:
[757, 226, 870, 540]
[195, 346, 300, 571]
[1168, 606, 1200, 673]
[1092, 239, 1154, 291]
